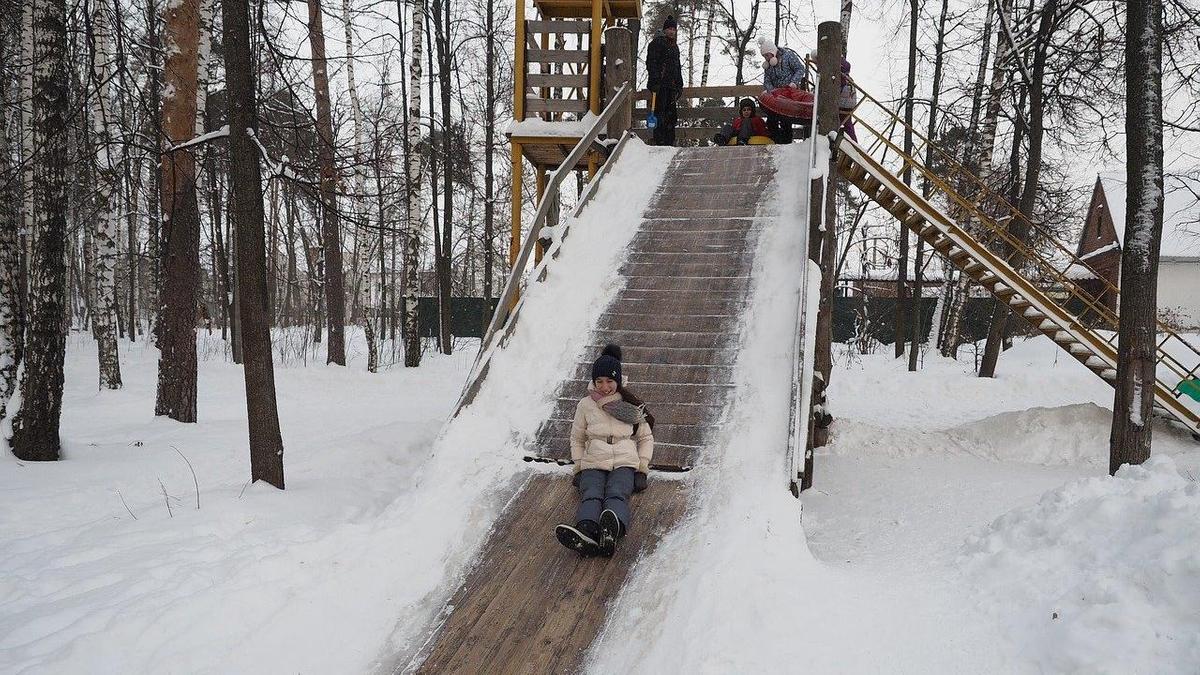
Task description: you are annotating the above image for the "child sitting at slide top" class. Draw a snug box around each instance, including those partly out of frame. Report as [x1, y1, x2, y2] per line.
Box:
[555, 345, 655, 558]
[713, 98, 770, 146]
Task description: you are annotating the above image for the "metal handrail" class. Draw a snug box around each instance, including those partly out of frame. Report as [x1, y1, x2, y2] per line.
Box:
[452, 83, 634, 415]
[833, 70, 1200, 396]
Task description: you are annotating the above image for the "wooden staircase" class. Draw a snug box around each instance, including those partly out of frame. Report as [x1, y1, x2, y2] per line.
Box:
[835, 84, 1200, 437]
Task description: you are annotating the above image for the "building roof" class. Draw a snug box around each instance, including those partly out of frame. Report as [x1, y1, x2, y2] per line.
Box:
[1095, 171, 1200, 259]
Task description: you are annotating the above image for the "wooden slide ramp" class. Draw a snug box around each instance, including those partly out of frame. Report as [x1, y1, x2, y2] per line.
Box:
[410, 146, 776, 674]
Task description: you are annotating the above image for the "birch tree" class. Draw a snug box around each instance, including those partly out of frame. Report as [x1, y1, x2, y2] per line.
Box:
[0, 8, 23, 424]
[403, 0, 424, 368]
[10, 0, 68, 460]
[89, 0, 122, 389]
[1111, 0, 1164, 473]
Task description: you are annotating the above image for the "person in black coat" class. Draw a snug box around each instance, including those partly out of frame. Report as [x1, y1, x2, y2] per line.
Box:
[646, 15, 683, 146]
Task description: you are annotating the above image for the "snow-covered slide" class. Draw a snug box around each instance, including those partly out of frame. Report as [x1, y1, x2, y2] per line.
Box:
[397, 141, 809, 673]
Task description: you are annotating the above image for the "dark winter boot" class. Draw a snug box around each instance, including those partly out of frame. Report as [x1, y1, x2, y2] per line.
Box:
[556, 520, 601, 557]
[598, 509, 624, 558]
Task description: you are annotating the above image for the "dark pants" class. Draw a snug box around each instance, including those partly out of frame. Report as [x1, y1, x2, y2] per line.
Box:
[575, 467, 635, 531]
[651, 89, 679, 147]
[766, 111, 811, 144]
[737, 120, 754, 144]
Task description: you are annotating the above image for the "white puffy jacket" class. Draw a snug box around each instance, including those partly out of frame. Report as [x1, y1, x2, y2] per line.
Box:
[570, 393, 655, 474]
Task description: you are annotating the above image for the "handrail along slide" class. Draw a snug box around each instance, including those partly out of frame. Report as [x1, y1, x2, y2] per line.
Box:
[823, 64, 1200, 434]
[453, 83, 634, 415]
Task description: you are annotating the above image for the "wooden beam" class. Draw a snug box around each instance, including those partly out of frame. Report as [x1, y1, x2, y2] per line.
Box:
[527, 72, 589, 88]
[633, 84, 763, 101]
[526, 97, 590, 113]
[511, 143, 523, 274]
[515, 0, 526, 120]
[589, 0, 602, 114]
[527, 19, 591, 33]
[633, 105, 739, 121]
[527, 48, 590, 64]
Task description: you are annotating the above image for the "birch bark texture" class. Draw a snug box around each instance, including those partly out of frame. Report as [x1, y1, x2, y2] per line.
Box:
[10, 0, 69, 461]
[403, 0, 425, 368]
[89, 0, 123, 390]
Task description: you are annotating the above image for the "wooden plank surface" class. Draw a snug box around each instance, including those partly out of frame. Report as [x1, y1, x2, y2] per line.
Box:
[413, 476, 687, 674]
[409, 146, 775, 675]
[525, 97, 590, 114]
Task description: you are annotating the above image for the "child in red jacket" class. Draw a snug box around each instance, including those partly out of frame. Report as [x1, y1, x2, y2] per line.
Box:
[713, 98, 769, 146]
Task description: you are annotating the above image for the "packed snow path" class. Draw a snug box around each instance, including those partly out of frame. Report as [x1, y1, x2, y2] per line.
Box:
[408, 146, 777, 673]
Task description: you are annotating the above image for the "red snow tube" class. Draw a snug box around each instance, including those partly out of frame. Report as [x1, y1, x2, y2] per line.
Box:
[758, 87, 814, 120]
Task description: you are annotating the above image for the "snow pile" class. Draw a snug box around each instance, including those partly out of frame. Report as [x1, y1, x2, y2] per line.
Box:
[831, 335, 1114, 432]
[0, 331, 475, 675]
[962, 456, 1200, 673]
[504, 112, 599, 137]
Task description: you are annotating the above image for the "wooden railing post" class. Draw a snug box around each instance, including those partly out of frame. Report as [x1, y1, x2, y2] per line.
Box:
[604, 26, 632, 138]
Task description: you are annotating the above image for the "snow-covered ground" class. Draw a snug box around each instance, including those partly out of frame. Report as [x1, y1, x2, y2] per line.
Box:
[4, 141, 1199, 674]
[0, 139, 678, 675]
[592, 327, 1200, 673]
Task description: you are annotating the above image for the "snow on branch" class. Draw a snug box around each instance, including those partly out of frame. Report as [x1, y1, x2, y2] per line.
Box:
[162, 124, 230, 153]
[246, 127, 298, 180]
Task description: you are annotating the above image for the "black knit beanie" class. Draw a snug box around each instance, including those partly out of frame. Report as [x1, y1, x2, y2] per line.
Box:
[591, 344, 623, 384]
[663, 15, 677, 30]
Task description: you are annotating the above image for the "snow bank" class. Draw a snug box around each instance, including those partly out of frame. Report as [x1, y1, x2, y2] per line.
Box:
[0, 330, 474, 675]
[962, 456, 1200, 673]
[830, 334, 1116, 431]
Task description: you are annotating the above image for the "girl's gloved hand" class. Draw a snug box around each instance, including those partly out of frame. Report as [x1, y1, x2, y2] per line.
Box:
[634, 472, 648, 493]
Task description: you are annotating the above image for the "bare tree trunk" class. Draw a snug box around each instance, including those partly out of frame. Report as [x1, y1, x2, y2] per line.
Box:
[940, 0, 999, 358]
[221, 0, 285, 489]
[403, 0, 424, 367]
[1110, 0, 1162, 474]
[700, 9, 714, 86]
[89, 0, 123, 389]
[307, 0, 347, 365]
[10, 0, 68, 460]
[979, 0, 1053, 378]
[907, 0, 949, 372]
[144, 0, 163, 324]
[482, 0, 495, 304]
[433, 0, 452, 356]
[342, 0, 376, 360]
[0, 37, 23, 422]
[895, 0, 918, 359]
[840, 0, 852, 50]
[155, 0, 202, 422]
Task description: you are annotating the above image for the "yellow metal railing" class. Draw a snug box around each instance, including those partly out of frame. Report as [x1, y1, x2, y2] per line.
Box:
[831, 71, 1200, 419]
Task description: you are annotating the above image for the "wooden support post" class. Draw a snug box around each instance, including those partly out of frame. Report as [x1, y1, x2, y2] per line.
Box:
[604, 26, 632, 138]
[535, 166, 546, 263]
[514, 0, 526, 121]
[589, 0, 602, 114]
[802, 21, 845, 492]
[510, 142, 523, 275]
